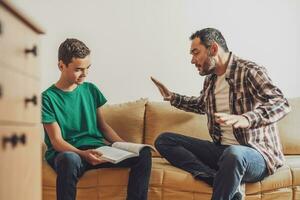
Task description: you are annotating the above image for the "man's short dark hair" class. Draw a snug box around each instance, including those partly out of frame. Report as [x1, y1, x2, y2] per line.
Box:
[58, 38, 90, 65]
[190, 28, 229, 52]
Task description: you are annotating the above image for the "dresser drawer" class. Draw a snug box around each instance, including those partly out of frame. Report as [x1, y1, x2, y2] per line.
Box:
[23, 76, 40, 124]
[0, 125, 41, 200]
[0, 65, 40, 124]
[0, 6, 40, 78]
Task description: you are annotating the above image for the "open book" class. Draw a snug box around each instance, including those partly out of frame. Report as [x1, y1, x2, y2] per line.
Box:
[95, 142, 155, 164]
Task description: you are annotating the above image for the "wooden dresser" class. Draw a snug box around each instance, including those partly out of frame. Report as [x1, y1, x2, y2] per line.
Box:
[0, 1, 44, 200]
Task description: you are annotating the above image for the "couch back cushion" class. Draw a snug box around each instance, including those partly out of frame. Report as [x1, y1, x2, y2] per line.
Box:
[144, 102, 211, 157]
[102, 99, 147, 144]
[278, 97, 300, 155]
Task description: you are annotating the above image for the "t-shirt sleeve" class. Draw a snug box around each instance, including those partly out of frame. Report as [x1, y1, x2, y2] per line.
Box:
[90, 83, 107, 108]
[41, 94, 56, 123]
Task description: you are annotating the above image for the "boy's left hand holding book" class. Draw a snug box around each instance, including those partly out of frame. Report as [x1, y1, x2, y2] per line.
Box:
[80, 149, 109, 165]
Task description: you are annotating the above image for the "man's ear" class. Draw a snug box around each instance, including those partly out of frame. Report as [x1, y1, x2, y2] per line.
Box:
[58, 60, 66, 71]
[209, 42, 218, 56]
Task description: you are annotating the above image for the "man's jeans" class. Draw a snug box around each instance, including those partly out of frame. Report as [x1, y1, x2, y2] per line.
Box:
[47, 147, 152, 200]
[155, 132, 268, 200]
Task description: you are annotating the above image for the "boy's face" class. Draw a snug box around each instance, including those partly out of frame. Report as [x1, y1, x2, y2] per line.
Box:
[59, 55, 91, 85]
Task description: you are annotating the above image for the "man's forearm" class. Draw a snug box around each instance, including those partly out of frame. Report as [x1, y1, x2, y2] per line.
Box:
[171, 93, 206, 114]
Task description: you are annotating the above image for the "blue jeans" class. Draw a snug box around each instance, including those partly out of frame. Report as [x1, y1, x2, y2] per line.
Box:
[47, 147, 152, 200]
[155, 132, 268, 200]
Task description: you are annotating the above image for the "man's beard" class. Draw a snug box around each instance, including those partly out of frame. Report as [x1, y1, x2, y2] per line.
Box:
[199, 53, 217, 76]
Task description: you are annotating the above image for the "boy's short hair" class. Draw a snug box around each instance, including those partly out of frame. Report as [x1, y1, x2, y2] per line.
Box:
[58, 38, 90, 65]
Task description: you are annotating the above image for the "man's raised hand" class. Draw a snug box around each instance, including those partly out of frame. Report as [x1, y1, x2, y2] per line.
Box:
[151, 77, 173, 101]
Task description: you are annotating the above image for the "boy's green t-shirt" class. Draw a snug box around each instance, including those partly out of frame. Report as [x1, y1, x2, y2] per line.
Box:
[42, 82, 107, 161]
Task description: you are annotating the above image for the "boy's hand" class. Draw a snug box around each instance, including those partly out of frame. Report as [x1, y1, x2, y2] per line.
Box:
[214, 113, 250, 128]
[150, 76, 173, 101]
[81, 149, 108, 165]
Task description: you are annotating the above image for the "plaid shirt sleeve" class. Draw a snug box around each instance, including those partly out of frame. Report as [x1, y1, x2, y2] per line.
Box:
[170, 92, 206, 115]
[242, 67, 291, 128]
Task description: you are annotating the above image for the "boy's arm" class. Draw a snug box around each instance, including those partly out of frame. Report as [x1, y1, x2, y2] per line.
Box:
[43, 122, 106, 165]
[97, 107, 125, 143]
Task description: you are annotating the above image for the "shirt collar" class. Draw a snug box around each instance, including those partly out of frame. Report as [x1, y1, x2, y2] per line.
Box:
[209, 52, 233, 81]
[225, 52, 233, 80]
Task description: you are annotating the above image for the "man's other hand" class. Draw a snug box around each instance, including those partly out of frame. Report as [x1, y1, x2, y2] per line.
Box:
[214, 113, 250, 128]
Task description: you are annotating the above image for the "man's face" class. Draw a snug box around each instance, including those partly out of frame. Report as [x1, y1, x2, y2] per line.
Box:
[60, 55, 91, 85]
[190, 38, 217, 76]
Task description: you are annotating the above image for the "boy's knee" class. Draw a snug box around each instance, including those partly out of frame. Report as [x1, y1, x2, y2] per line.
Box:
[135, 148, 152, 170]
[55, 151, 81, 171]
[140, 147, 152, 160]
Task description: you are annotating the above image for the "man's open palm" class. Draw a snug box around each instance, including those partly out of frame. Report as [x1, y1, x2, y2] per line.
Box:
[151, 77, 173, 101]
[214, 113, 250, 128]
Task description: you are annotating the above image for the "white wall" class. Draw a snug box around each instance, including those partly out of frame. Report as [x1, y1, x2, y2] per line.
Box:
[12, 0, 300, 104]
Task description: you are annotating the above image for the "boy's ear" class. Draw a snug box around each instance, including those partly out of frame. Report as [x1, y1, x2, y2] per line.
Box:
[58, 60, 66, 71]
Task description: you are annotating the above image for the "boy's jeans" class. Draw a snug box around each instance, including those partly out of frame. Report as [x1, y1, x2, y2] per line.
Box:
[155, 132, 268, 200]
[47, 147, 152, 200]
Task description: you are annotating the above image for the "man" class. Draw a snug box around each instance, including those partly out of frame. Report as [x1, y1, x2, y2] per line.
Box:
[42, 38, 151, 200]
[151, 28, 290, 200]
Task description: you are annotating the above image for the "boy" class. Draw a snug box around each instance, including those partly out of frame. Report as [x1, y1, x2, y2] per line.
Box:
[42, 38, 152, 200]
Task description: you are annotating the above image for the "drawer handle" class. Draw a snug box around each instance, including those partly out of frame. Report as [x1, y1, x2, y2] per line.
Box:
[25, 95, 38, 106]
[2, 133, 26, 149]
[25, 45, 37, 57]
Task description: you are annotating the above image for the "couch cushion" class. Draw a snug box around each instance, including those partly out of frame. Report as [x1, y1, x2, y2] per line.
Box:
[260, 164, 292, 193]
[152, 158, 292, 196]
[238, 164, 292, 196]
[152, 158, 212, 194]
[144, 102, 211, 156]
[43, 157, 294, 199]
[278, 97, 300, 155]
[285, 156, 300, 200]
[102, 98, 147, 144]
[285, 155, 300, 186]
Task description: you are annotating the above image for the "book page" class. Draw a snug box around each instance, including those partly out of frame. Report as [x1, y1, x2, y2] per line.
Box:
[112, 142, 155, 154]
[95, 146, 137, 164]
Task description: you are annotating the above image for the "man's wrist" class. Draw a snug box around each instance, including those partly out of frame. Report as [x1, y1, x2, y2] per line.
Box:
[241, 115, 251, 128]
[170, 92, 175, 101]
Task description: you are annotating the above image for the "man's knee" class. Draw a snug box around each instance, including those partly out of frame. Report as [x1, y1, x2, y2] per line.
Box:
[219, 146, 247, 168]
[154, 132, 176, 150]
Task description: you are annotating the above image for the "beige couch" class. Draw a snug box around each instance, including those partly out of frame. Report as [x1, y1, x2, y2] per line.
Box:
[42, 98, 300, 200]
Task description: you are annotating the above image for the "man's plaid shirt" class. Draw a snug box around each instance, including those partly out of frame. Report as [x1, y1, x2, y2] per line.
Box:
[171, 53, 291, 174]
